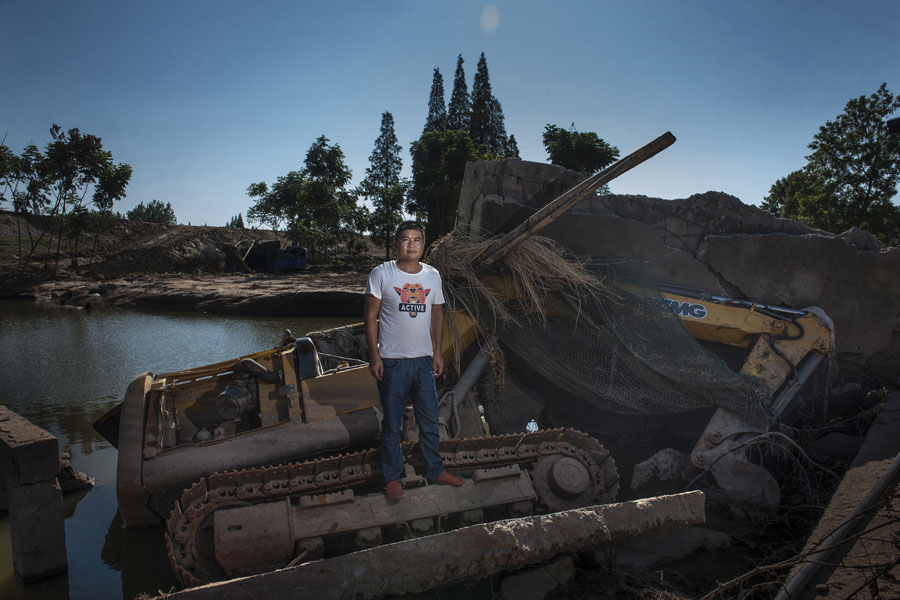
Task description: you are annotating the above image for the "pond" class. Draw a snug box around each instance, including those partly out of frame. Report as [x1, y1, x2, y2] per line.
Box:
[0, 300, 355, 599]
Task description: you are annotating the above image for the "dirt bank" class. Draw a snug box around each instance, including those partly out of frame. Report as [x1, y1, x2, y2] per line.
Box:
[4, 272, 368, 316]
[0, 210, 376, 316]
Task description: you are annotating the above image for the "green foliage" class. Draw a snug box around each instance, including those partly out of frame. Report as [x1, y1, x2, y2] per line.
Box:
[94, 162, 133, 213]
[1, 125, 132, 267]
[506, 134, 520, 159]
[763, 83, 900, 245]
[542, 124, 620, 175]
[226, 213, 245, 228]
[807, 83, 900, 243]
[424, 69, 447, 134]
[247, 136, 368, 258]
[410, 52, 516, 240]
[762, 169, 836, 228]
[359, 112, 406, 259]
[469, 52, 508, 156]
[408, 130, 490, 241]
[447, 54, 470, 132]
[127, 199, 177, 224]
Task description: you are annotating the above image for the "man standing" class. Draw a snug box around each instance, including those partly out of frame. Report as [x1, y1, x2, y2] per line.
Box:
[364, 221, 464, 500]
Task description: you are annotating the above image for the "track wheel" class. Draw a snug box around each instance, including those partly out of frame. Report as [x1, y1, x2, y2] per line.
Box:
[532, 455, 594, 512]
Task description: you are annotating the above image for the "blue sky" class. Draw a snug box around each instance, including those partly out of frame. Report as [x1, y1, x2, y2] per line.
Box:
[2, 0, 897, 226]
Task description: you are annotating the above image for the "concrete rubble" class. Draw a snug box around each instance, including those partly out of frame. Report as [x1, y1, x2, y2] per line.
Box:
[630, 448, 690, 495]
[0, 406, 68, 582]
[158, 491, 705, 600]
[457, 158, 900, 383]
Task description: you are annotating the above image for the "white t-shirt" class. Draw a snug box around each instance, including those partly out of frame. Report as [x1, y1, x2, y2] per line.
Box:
[365, 261, 445, 359]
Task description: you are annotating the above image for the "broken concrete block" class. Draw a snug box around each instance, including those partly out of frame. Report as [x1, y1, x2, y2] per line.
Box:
[631, 448, 689, 494]
[58, 452, 94, 493]
[498, 555, 575, 600]
[699, 232, 900, 367]
[0, 406, 60, 485]
[0, 407, 69, 582]
[615, 526, 731, 568]
[8, 479, 67, 582]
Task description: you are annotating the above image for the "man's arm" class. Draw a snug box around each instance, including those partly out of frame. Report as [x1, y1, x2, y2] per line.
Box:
[364, 294, 383, 380]
[431, 303, 444, 377]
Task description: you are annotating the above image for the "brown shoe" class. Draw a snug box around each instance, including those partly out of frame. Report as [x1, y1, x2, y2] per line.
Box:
[434, 470, 464, 486]
[385, 480, 405, 500]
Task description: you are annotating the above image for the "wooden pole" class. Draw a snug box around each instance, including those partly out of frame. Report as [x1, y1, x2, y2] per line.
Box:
[479, 131, 676, 265]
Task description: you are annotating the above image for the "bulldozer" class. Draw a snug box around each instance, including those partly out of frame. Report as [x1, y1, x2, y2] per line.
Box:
[93, 132, 834, 588]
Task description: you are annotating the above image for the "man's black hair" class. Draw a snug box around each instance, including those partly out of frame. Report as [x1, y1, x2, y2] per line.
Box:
[395, 220, 425, 239]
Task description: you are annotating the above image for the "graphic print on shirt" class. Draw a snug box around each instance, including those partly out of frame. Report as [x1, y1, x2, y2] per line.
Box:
[394, 282, 430, 318]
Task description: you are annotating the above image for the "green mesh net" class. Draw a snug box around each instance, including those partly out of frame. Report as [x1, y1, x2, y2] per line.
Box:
[428, 235, 771, 429]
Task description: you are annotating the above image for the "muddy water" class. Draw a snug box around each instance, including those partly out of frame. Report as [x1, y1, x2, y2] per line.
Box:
[0, 300, 355, 600]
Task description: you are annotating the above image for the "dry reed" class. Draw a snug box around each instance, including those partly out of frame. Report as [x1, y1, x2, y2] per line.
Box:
[425, 230, 620, 373]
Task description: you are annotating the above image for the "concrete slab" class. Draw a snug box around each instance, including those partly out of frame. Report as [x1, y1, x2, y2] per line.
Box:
[0, 406, 68, 583]
[8, 480, 67, 582]
[0, 406, 60, 485]
[160, 491, 705, 600]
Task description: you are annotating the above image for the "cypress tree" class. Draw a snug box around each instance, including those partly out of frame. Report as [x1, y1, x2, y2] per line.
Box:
[447, 54, 470, 131]
[469, 52, 493, 150]
[489, 96, 508, 156]
[506, 134, 520, 158]
[469, 52, 510, 156]
[360, 112, 405, 258]
[424, 68, 447, 133]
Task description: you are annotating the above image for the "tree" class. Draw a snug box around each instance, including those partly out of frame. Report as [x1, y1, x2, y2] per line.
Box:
[488, 97, 509, 157]
[468, 53, 510, 157]
[542, 124, 620, 175]
[15, 144, 52, 266]
[246, 180, 284, 238]
[359, 112, 406, 259]
[127, 199, 177, 224]
[226, 214, 245, 228]
[88, 160, 132, 264]
[247, 136, 366, 259]
[408, 130, 490, 241]
[761, 169, 835, 227]
[506, 134, 520, 159]
[424, 69, 447, 134]
[469, 52, 494, 152]
[1, 126, 131, 270]
[43, 125, 114, 268]
[803, 83, 900, 243]
[447, 54, 470, 132]
[0, 144, 45, 264]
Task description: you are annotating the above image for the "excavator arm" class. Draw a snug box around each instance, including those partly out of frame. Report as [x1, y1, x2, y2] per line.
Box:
[659, 285, 834, 504]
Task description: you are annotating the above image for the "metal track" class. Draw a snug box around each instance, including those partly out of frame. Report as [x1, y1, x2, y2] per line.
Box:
[165, 428, 618, 586]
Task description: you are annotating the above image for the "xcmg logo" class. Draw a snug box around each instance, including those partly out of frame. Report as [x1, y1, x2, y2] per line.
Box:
[664, 299, 708, 319]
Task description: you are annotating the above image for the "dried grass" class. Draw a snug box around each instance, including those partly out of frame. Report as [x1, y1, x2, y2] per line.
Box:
[425, 230, 620, 372]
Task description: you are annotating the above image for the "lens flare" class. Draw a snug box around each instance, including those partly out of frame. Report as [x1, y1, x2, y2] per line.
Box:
[481, 5, 500, 32]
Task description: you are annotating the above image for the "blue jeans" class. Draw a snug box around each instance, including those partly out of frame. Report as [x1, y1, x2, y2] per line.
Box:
[378, 356, 444, 482]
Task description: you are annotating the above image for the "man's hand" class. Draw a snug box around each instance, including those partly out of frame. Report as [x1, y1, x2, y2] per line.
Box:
[432, 354, 444, 378]
[364, 293, 382, 381]
[369, 356, 384, 381]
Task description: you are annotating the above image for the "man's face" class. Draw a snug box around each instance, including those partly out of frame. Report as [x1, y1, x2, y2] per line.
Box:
[395, 229, 425, 261]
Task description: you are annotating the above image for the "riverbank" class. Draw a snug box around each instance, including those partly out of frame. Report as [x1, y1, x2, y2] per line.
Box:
[0, 271, 369, 316]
